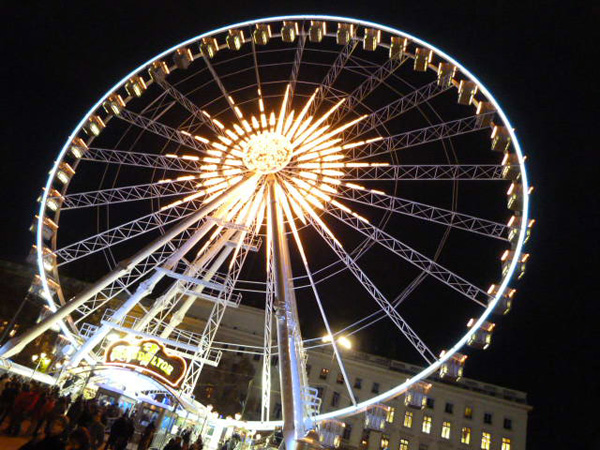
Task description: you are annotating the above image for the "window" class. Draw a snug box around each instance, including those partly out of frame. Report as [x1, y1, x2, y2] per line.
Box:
[336, 372, 344, 384]
[461, 427, 471, 444]
[316, 387, 325, 399]
[306, 364, 311, 376]
[426, 397, 435, 409]
[422, 415, 432, 434]
[342, 424, 352, 440]
[441, 421, 451, 439]
[386, 407, 395, 423]
[481, 432, 491, 450]
[403, 411, 413, 428]
[271, 356, 279, 366]
[380, 435, 389, 450]
[501, 437, 511, 450]
[253, 353, 261, 361]
[204, 386, 214, 399]
[445, 402, 454, 414]
[418, 444, 428, 450]
[274, 402, 282, 419]
[483, 412, 493, 425]
[464, 406, 473, 419]
[354, 377, 362, 389]
[503, 418, 513, 430]
[320, 368, 330, 380]
[399, 439, 409, 450]
[372, 382, 380, 394]
[331, 392, 340, 407]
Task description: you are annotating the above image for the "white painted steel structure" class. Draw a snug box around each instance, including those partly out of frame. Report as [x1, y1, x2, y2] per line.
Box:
[3, 15, 532, 440]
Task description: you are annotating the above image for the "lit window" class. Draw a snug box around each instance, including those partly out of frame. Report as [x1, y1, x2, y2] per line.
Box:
[399, 439, 409, 450]
[464, 406, 473, 419]
[481, 432, 491, 450]
[380, 435, 389, 450]
[320, 368, 330, 380]
[354, 378, 362, 389]
[386, 407, 395, 423]
[441, 421, 451, 439]
[503, 418, 512, 430]
[445, 402, 454, 414]
[372, 382, 380, 394]
[336, 372, 344, 384]
[403, 411, 413, 428]
[422, 415, 432, 434]
[484, 412, 493, 424]
[501, 438, 511, 450]
[461, 427, 471, 444]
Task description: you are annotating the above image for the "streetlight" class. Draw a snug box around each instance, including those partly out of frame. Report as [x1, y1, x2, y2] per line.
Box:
[321, 334, 352, 350]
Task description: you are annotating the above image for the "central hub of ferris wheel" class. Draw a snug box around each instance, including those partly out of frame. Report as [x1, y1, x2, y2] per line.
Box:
[242, 132, 293, 174]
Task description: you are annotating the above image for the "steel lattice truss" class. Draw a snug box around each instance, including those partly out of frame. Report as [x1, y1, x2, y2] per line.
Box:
[333, 184, 512, 240]
[15, 16, 531, 431]
[341, 164, 507, 181]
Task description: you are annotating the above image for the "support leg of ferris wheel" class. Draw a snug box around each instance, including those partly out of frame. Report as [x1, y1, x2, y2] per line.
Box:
[0, 177, 252, 360]
[268, 179, 308, 450]
[160, 240, 235, 339]
[68, 220, 217, 366]
[132, 227, 237, 334]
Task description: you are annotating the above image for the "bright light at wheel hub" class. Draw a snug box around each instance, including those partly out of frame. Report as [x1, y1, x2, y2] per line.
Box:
[242, 132, 292, 174]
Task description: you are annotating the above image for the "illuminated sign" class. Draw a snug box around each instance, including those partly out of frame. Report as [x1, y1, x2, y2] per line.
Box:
[105, 339, 187, 388]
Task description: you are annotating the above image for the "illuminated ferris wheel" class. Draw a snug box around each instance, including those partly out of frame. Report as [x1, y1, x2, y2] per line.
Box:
[1, 15, 533, 444]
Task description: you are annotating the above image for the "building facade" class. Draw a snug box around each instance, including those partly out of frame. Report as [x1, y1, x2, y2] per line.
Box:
[186, 303, 531, 450]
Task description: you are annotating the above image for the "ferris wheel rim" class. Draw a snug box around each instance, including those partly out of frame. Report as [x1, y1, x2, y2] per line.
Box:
[33, 14, 530, 427]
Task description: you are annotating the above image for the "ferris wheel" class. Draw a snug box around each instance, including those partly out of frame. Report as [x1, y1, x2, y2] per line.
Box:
[2, 14, 532, 442]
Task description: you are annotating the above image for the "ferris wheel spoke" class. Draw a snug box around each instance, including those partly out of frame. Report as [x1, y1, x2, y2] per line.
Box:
[334, 185, 512, 240]
[282, 180, 436, 364]
[328, 56, 409, 126]
[83, 148, 203, 172]
[262, 252, 275, 421]
[117, 108, 211, 153]
[343, 80, 453, 141]
[251, 37, 263, 94]
[53, 202, 203, 265]
[61, 178, 200, 210]
[323, 205, 491, 307]
[309, 216, 436, 364]
[288, 32, 306, 109]
[201, 54, 245, 125]
[72, 232, 196, 324]
[309, 40, 358, 115]
[352, 113, 495, 160]
[153, 78, 225, 136]
[180, 228, 258, 395]
[276, 184, 357, 405]
[341, 164, 508, 181]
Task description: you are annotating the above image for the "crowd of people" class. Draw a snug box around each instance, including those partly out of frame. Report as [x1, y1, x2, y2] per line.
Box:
[0, 373, 204, 450]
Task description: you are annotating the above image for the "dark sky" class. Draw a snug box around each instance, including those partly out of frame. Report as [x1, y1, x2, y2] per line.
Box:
[1, 2, 597, 449]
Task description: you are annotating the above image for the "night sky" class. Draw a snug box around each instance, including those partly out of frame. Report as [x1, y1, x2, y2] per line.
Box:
[1, 2, 597, 449]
